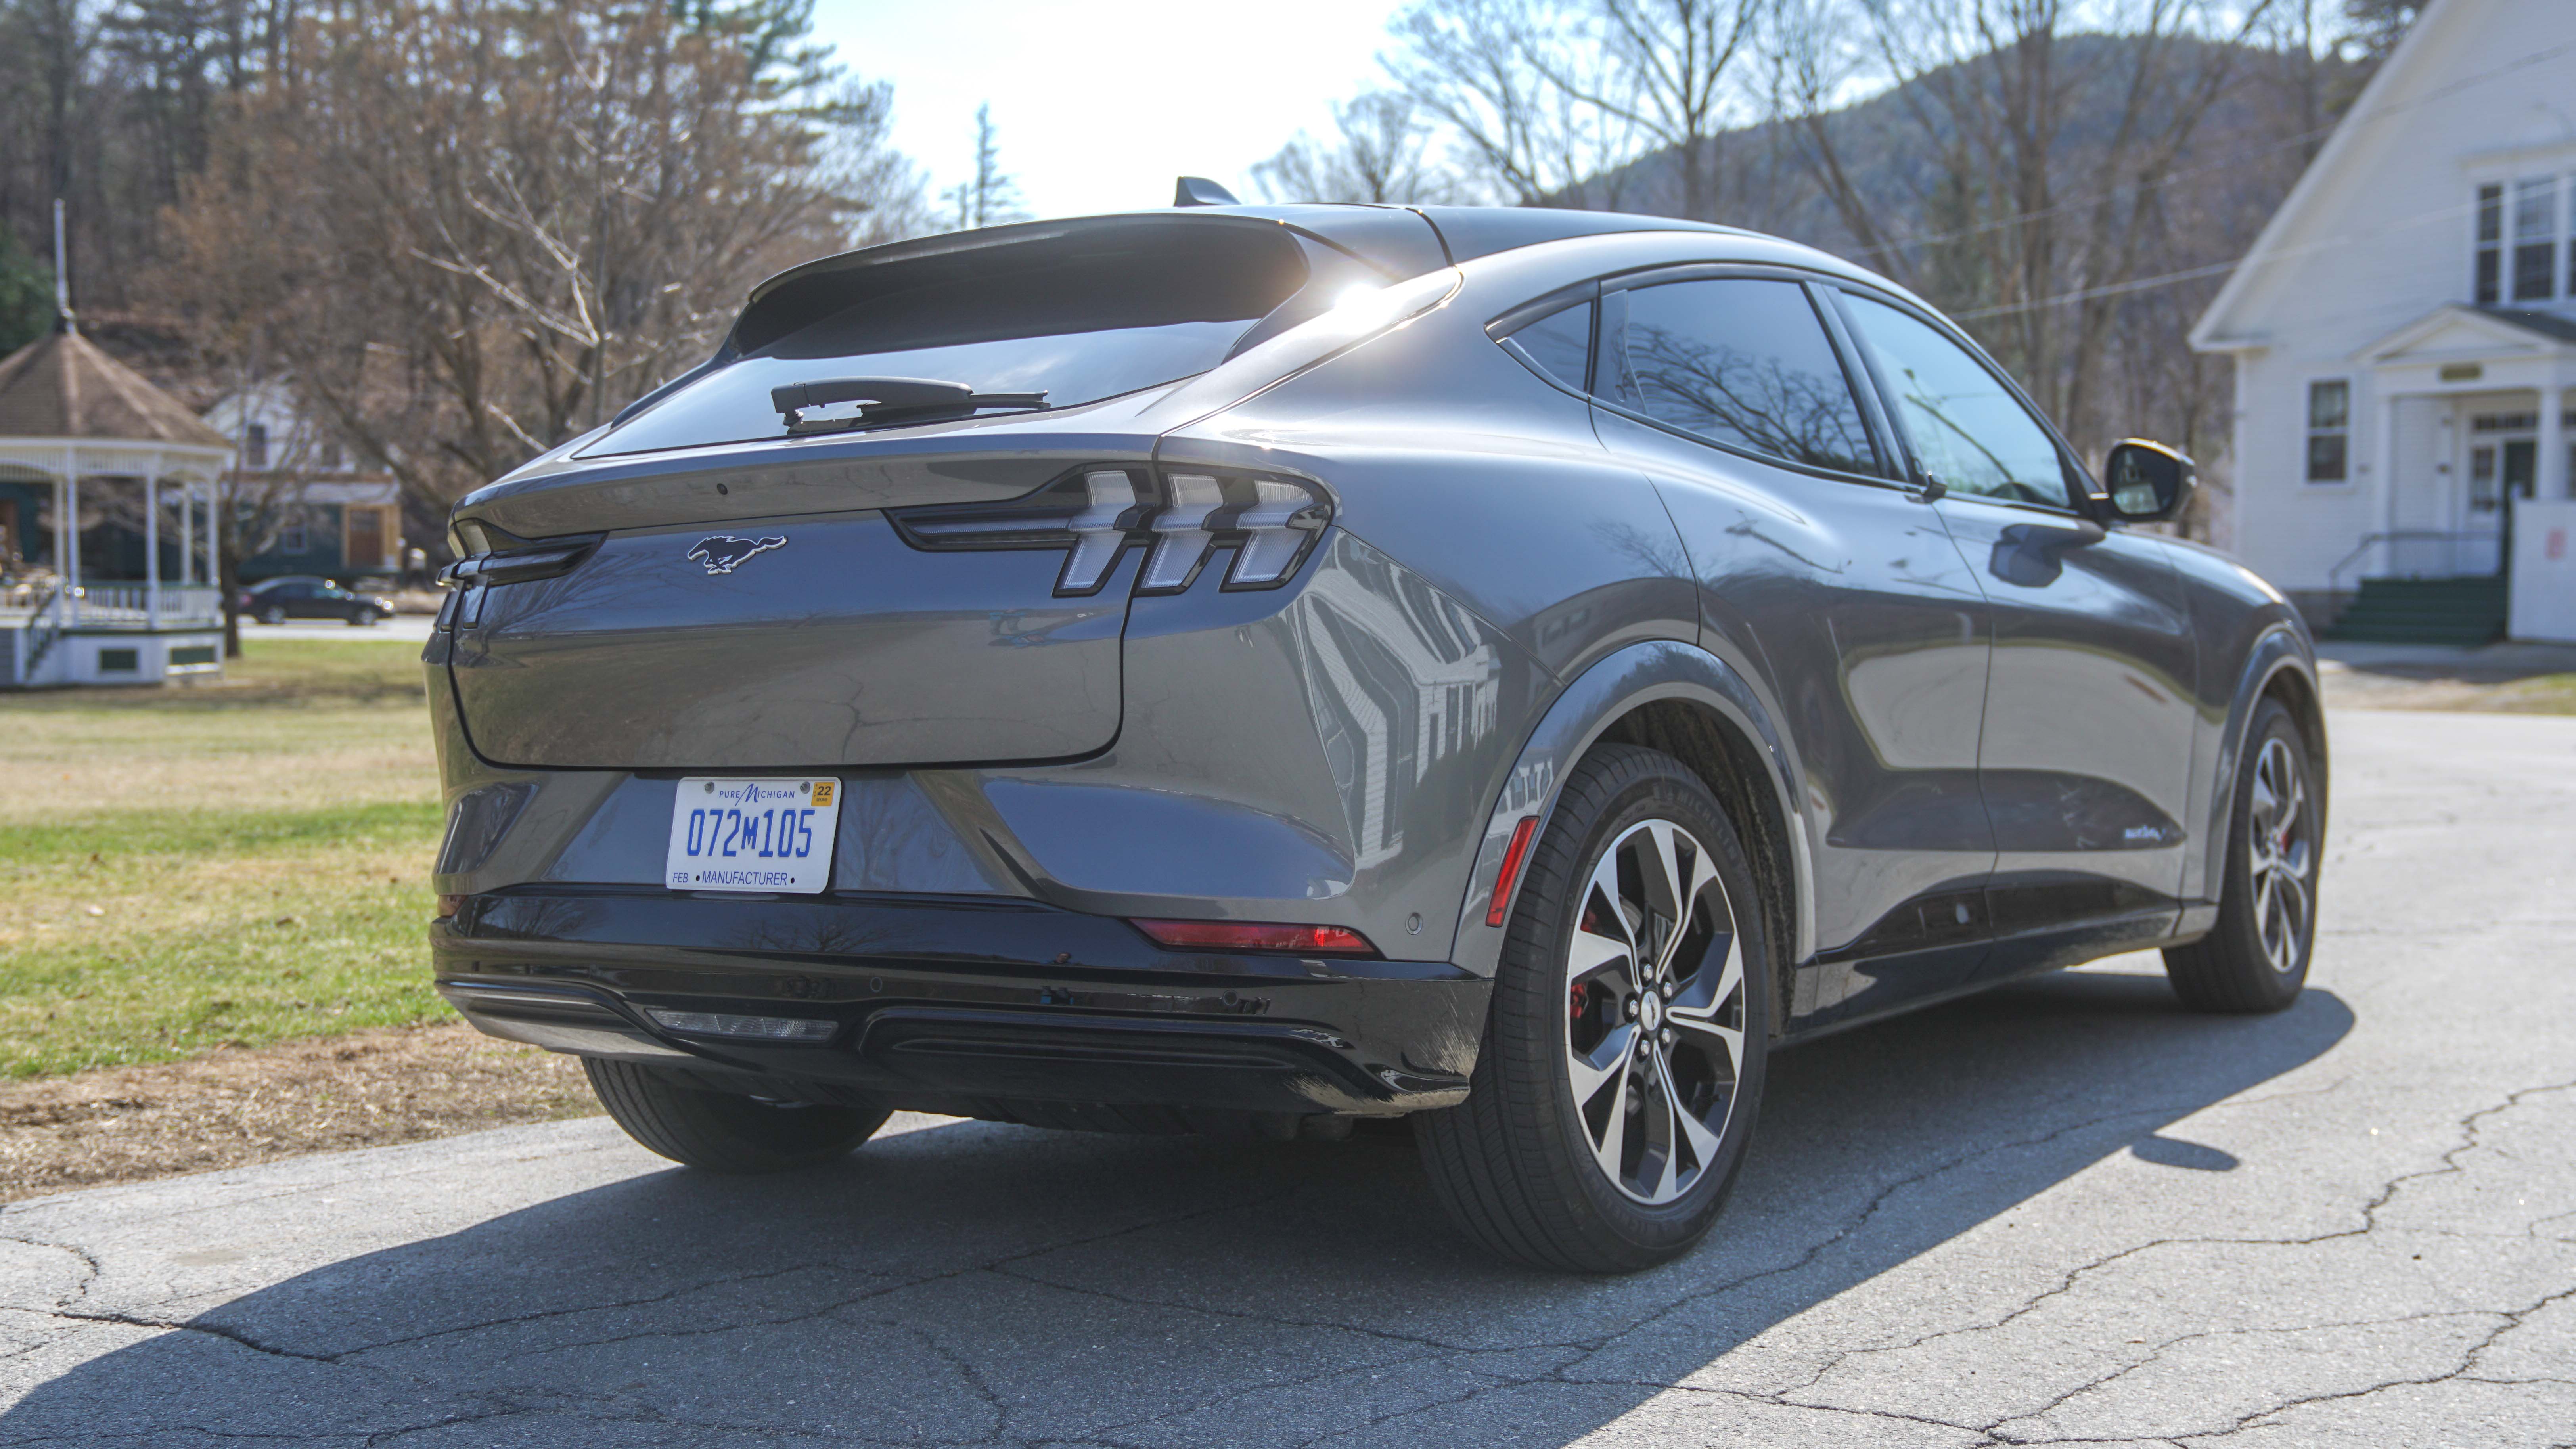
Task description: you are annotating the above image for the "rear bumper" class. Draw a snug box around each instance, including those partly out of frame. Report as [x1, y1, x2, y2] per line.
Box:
[433, 888, 1485, 1120]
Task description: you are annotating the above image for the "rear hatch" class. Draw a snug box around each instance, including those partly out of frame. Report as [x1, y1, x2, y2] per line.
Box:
[441, 214, 1398, 771]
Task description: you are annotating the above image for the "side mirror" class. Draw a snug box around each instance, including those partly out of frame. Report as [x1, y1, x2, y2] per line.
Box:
[2101, 439, 2196, 524]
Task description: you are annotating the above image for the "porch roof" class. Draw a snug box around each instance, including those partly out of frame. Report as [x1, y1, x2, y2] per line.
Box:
[0, 329, 230, 455]
[2481, 309, 2576, 345]
[2357, 305, 2576, 369]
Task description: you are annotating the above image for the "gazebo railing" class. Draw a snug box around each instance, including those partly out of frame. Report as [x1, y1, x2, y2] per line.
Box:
[62, 584, 226, 627]
[0, 583, 225, 628]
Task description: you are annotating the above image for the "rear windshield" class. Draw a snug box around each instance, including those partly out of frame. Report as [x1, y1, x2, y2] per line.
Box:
[581, 222, 1310, 457]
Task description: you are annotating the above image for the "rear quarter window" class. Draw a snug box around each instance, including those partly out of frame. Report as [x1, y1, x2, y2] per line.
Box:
[1499, 301, 1595, 393]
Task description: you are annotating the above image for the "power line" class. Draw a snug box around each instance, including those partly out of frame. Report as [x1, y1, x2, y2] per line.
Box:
[1950, 185, 2485, 321]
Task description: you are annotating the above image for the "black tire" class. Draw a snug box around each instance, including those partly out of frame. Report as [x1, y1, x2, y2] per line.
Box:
[259, 605, 286, 626]
[1415, 743, 1771, 1273]
[582, 1058, 887, 1172]
[345, 607, 374, 626]
[2164, 699, 2321, 1013]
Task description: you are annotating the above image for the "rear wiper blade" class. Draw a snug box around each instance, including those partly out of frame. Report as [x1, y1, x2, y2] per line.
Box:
[770, 377, 1049, 435]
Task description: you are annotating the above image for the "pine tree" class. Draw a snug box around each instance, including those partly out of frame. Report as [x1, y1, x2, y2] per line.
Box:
[943, 103, 1027, 230]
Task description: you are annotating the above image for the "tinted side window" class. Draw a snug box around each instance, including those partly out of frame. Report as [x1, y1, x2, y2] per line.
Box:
[1608, 278, 1877, 475]
[1841, 293, 2071, 508]
[1502, 301, 1593, 392]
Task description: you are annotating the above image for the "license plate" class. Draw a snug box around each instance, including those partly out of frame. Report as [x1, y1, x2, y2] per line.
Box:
[665, 778, 840, 894]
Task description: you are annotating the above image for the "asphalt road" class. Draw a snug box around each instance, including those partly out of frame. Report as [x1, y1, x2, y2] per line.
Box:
[3, 708, 2571, 1447]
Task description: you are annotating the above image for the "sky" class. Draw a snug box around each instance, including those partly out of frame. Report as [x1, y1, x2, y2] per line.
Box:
[808, 0, 1412, 220]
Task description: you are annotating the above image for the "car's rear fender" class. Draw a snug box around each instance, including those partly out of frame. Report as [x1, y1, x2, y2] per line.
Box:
[1452, 641, 1815, 1020]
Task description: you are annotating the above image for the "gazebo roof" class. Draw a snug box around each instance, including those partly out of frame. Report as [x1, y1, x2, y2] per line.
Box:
[0, 328, 230, 453]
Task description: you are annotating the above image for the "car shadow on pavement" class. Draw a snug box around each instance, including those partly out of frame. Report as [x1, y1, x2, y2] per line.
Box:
[6, 966, 2353, 1445]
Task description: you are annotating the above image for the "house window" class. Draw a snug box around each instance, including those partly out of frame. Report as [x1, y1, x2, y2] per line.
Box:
[279, 510, 308, 553]
[2513, 177, 2559, 302]
[244, 422, 270, 469]
[2476, 184, 2503, 305]
[2305, 379, 2350, 483]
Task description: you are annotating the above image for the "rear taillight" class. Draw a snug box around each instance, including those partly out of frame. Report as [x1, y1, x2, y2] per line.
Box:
[891, 466, 1331, 597]
[435, 525, 602, 630]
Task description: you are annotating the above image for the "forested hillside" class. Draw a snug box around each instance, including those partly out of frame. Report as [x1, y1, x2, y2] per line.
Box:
[1258, 0, 2424, 536]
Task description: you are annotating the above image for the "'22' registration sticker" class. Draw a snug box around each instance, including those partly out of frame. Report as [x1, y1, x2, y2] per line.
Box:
[665, 778, 841, 894]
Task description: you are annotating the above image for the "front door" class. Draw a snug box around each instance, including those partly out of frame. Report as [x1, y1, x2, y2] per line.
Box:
[2469, 419, 2538, 576]
[1831, 287, 2199, 969]
[1576, 270, 1999, 1025]
[346, 506, 385, 574]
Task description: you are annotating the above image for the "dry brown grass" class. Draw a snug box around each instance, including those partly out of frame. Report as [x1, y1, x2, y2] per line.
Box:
[0, 685, 433, 823]
[2318, 666, 2576, 714]
[0, 1021, 598, 1202]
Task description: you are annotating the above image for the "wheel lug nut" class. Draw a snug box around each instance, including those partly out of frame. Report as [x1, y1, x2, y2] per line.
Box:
[1661, 981, 1676, 999]
[1624, 998, 1638, 1019]
[1660, 1028, 1674, 1047]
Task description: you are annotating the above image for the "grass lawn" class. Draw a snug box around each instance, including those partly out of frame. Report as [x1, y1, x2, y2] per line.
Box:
[0, 639, 446, 1079]
[2319, 666, 2576, 714]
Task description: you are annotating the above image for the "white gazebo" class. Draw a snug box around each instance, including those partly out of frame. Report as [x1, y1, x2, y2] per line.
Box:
[0, 325, 229, 687]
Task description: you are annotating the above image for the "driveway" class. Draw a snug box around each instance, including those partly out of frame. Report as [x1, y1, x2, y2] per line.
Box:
[2, 709, 2571, 1447]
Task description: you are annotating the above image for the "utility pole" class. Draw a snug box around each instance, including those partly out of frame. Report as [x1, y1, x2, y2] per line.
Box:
[52, 198, 76, 333]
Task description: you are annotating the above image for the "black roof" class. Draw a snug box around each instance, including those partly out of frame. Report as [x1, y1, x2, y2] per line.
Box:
[1126, 202, 1739, 274]
[747, 204, 1741, 315]
[2481, 307, 2576, 345]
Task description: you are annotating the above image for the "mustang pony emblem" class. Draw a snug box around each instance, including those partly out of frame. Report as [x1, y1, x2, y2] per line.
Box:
[687, 534, 787, 575]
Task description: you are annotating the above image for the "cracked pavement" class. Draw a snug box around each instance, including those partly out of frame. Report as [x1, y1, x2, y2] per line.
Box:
[2, 708, 2572, 1447]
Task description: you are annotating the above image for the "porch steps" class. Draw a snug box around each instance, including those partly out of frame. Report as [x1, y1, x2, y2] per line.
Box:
[2324, 576, 2509, 645]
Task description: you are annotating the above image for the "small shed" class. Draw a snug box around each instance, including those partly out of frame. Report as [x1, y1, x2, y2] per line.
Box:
[0, 327, 228, 687]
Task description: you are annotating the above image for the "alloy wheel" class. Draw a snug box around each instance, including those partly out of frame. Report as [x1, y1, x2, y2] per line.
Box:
[2246, 735, 2314, 974]
[1563, 818, 1748, 1205]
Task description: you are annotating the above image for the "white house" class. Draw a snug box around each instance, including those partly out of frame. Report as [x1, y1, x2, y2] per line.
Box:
[202, 380, 409, 581]
[2191, 0, 2576, 644]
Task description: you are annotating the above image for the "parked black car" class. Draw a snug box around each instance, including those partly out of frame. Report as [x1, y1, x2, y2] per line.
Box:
[239, 576, 395, 626]
[427, 201, 2325, 1272]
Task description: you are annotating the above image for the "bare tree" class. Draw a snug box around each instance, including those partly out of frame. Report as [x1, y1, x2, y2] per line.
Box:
[1254, 92, 1463, 204]
[1383, 0, 1644, 207]
[154, 0, 924, 514]
[1764, 0, 2283, 454]
[1546, 0, 1764, 219]
[1378, 0, 1764, 212]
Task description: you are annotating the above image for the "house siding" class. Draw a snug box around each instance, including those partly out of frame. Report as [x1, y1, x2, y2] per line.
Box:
[2195, 0, 2576, 596]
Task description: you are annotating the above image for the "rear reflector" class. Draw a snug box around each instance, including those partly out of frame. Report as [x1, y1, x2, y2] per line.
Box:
[644, 1008, 838, 1043]
[1486, 815, 1540, 927]
[1131, 919, 1378, 956]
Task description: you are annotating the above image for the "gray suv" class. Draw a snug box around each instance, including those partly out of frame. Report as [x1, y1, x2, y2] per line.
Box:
[427, 202, 2325, 1272]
